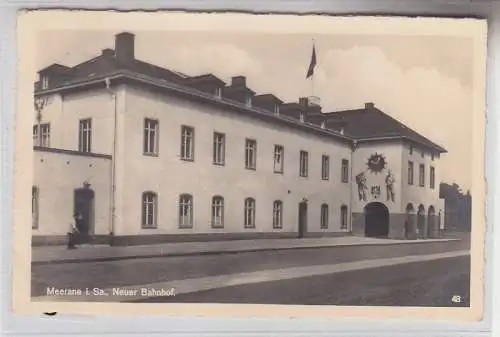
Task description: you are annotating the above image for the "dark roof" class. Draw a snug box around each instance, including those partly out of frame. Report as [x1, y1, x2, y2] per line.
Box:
[34, 36, 446, 153]
[327, 106, 446, 152]
[181, 74, 226, 86]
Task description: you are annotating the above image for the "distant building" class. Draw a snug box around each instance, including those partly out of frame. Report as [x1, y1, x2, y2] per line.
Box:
[32, 32, 446, 246]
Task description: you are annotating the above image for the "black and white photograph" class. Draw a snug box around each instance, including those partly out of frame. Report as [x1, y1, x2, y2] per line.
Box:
[13, 11, 486, 320]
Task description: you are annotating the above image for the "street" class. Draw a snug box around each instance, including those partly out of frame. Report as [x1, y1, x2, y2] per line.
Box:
[32, 239, 470, 306]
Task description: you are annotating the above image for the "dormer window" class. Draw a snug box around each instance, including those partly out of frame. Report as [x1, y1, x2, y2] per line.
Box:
[245, 96, 252, 107]
[274, 104, 280, 115]
[214, 87, 222, 98]
[41, 76, 49, 89]
[320, 121, 326, 129]
[299, 112, 305, 123]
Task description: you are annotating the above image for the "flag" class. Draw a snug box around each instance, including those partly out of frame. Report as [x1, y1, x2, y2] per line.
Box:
[306, 44, 317, 79]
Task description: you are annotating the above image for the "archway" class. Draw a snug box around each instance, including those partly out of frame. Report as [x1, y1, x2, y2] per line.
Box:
[417, 204, 426, 238]
[364, 202, 389, 238]
[427, 206, 436, 238]
[405, 203, 415, 239]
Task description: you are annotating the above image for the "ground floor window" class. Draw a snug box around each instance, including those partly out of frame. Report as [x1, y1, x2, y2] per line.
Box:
[273, 200, 283, 229]
[244, 197, 256, 228]
[178, 194, 193, 228]
[340, 205, 348, 230]
[142, 191, 158, 228]
[211, 196, 224, 228]
[320, 203, 329, 229]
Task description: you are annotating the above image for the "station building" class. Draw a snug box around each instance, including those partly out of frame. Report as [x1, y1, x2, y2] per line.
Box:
[31, 32, 446, 246]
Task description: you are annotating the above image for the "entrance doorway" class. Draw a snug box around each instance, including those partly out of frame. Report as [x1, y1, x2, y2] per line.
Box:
[298, 201, 308, 238]
[417, 204, 426, 238]
[364, 202, 389, 237]
[427, 206, 436, 238]
[74, 188, 95, 242]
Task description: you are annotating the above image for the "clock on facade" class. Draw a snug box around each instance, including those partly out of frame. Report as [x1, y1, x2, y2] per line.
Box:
[366, 153, 387, 173]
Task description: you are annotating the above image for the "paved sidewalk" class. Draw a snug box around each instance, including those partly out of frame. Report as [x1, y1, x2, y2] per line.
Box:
[32, 236, 460, 265]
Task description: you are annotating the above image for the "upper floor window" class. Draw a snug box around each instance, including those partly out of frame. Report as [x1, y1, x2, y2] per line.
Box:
[273, 200, 283, 229]
[408, 161, 414, 185]
[299, 112, 305, 123]
[33, 123, 50, 147]
[178, 194, 193, 228]
[299, 151, 309, 177]
[213, 132, 226, 165]
[41, 76, 49, 89]
[245, 139, 257, 170]
[245, 96, 252, 107]
[211, 196, 224, 228]
[321, 155, 330, 180]
[32, 186, 39, 229]
[244, 198, 256, 229]
[273, 145, 284, 174]
[419, 164, 425, 187]
[142, 191, 158, 229]
[340, 205, 348, 231]
[274, 104, 280, 115]
[143, 118, 159, 155]
[180, 125, 195, 161]
[320, 204, 329, 229]
[78, 119, 92, 153]
[341, 159, 349, 183]
[430, 166, 436, 189]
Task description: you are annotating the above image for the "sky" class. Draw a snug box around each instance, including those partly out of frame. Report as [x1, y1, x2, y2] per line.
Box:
[38, 30, 476, 190]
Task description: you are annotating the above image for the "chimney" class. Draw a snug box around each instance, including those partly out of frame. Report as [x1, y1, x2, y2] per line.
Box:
[365, 102, 375, 109]
[231, 76, 246, 87]
[299, 97, 309, 108]
[115, 32, 135, 64]
[101, 48, 115, 57]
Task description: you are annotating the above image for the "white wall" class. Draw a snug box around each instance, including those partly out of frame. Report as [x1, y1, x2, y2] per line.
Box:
[113, 85, 353, 236]
[32, 149, 111, 236]
[35, 89, 115, 154]
[351, 142, 404, 214]
[400, 142, 443, 214]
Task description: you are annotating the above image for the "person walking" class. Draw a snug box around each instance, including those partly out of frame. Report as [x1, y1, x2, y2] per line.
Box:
[67, 213, 81, 249]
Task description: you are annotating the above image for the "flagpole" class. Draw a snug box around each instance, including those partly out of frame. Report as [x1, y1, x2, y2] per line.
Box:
[311, 38, 315, 98]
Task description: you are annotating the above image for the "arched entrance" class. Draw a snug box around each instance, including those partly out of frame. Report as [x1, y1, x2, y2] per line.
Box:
[364, 202, 389, 238]
[427, 206, 436, 238]
[417, 204, 426, 238]
[405, 203, 415, 239]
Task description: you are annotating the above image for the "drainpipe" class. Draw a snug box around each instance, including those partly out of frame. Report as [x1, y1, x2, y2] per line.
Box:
[106, 78, 117, 246]
[349, 140, 357, 233]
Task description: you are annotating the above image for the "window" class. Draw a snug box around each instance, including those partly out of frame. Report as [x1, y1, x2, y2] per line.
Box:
[78, 119, 92, 153]
[245, 139, 257, 170]
[211, 196, 224, 228]
[214, 87, 222, 98]
[419, 164, 425, 187]
[178, 194, 193, 228]
[320, 204, 329, 229]
[299, 151, 309, 177]
[142, 192, 158, 228]
[273, 200, 283, 229]
[408, 161, 414, 185]
[431, 153, 435, 161]
[245, 96, 252, 107]
[299, 112, 305, 122]
[409, 145, 413, 155]
[274, 104, 280, 115]
[41, 76, 49, 89]
[340, 205, 348, 230]
[180, 126, 194, 160]
[33, 123, 50, 147]
[143, 118, 159, 155]
[341, 159, 349, 183]
[430, 166, 435, 189]
[321, 155, 330, 180]
[32, 186, 39, 229]
[213, 132, 226, 165]
[273, 145, 284, 173]
[244, 198, 256, 228]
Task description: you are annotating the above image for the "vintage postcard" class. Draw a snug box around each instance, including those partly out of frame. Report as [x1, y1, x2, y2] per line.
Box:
[13, 11, 486, 320]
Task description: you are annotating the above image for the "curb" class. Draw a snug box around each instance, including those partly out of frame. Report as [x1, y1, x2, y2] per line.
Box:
[32, 238, 463, 266]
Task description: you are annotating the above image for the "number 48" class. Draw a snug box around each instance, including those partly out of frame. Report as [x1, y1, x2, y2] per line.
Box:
[451, 295, 462, 303]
